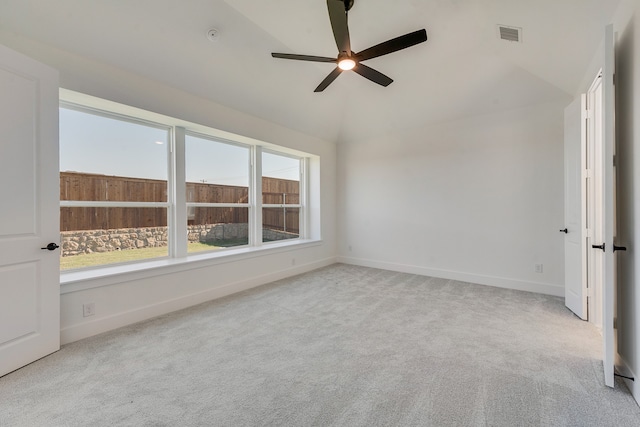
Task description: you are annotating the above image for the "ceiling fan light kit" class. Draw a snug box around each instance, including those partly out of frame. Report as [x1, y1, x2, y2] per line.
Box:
[271, 0, 427, 92]
[338, 58, 356, 70]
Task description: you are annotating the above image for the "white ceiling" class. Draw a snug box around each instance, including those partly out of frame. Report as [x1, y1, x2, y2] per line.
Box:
[0, 0, 621, 143]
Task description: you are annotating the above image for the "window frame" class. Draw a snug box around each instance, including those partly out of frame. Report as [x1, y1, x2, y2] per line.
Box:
[183, 130, 252, 254]
[59, 101, 174, 268]
[261, 149, 306, 245]
[58, 92, 316, 279]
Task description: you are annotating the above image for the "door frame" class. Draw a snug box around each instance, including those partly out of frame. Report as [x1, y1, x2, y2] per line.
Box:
[586, 71, 604, 329]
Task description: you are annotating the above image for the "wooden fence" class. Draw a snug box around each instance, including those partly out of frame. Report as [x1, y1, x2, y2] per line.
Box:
[60, 172, 300, 233]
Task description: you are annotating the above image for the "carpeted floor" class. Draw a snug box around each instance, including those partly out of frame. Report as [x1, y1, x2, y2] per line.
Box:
[1, 264, 639, 426]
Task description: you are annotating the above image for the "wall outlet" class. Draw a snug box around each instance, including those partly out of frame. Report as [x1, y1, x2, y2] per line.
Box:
[348, 245, 352, 252]
[291, 258, 296, 266]
[535, 264, 543, 274]
[83, 302, 95, 317]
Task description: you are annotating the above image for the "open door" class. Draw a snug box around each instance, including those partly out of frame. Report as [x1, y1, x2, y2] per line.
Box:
[0, 45, 60, 377]
[564, 95, 587, 320]
[601, 24, 616, 388]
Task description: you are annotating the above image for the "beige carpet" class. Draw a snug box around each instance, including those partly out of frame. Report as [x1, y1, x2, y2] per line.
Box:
[1, 264, 639, 426]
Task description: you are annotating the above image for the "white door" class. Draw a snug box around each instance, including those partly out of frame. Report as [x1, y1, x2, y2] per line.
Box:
[564, 95, 587, 320]
[587, 74, 604, 330]
[0, 44, 60, 377]
[601, 24, 616, 388]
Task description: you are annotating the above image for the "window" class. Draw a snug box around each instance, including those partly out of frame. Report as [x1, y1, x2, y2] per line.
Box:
[262, 151, 302, 243]
[58, 98, 315, 272]
[59, 106, 170, 270]
[185, 134, 250, 252]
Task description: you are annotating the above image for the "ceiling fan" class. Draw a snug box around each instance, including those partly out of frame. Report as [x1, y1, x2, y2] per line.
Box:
[271, 0, 427, 92]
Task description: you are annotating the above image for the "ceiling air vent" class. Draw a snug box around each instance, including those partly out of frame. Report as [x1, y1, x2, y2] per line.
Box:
[498, 25, 522, 43]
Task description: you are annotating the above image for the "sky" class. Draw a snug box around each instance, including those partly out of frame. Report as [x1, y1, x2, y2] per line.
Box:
[59, 107, 300, 187]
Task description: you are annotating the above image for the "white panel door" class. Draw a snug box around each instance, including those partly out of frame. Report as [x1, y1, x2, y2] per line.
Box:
[0, 44, 60, 377]
[602, 24, 616, 388]
[564, 95, 587, 319]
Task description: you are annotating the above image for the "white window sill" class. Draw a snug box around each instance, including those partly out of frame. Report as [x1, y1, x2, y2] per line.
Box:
[60, 239, 323, 294]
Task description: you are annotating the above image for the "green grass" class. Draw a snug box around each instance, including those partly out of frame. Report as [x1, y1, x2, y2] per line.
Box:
[60, 242, 223, 271]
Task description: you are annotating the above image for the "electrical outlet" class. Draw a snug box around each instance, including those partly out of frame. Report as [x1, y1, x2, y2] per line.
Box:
[348, 245, 352, 252]
[83, 302, 95, 317]
[535, 264, 543, 274]
[291, 258, 296, 266]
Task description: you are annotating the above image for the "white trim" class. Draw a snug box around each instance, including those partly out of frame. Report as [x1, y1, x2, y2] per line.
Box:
[301, 157, 310, 239]
[60, 256, 337, 345]
[185, 129, 253, 151]
[173, 126, 187, 257]
[337, 256, 564, 297]
[617, 354, 640, 407]
[60, 100, 171, 133]
[61, 239, 323, 293]
[60, 201, 169, 208]
[187, 203, 251, 208]
[252, 146, 263, 247]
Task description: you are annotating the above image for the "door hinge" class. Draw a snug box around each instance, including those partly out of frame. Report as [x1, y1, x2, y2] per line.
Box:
[585, 109, 593, 120]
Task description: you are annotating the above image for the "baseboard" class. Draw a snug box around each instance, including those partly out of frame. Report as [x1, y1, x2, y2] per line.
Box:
[617, 353, 640, 407]
[337, 256, 564, 297]
[60, 256, 337, 345]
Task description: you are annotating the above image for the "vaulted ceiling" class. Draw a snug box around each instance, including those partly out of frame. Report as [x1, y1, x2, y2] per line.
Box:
[0, 0, 621, 143]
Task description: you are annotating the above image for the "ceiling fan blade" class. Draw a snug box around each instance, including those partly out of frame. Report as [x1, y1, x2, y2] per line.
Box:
[352, 63, 393, 87]
[314, 67, 342, 92]
[271, 53, 336, 63]
[356, 29, 427, 62]
[326, 0, 351, 55]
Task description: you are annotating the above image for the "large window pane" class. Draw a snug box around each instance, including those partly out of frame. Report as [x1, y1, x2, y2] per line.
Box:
[187, 207, 249, 252]
[185, 135, 250, 253]
[262, 152, 300, 242]
[59, 107, 170, 270]
[60, 207, 168, 270]
[60, 107, 169, 202]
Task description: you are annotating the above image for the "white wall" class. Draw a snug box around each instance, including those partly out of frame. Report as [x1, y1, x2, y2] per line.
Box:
[0, 35, 337, 344]
[337, 100, 570, 296]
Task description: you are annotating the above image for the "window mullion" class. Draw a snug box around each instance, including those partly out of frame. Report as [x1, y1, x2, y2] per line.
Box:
[60, 201, 170, 208]
[187, 203, 250, 208]
[301, 157, 309, 239]
[252, 146, 263, 247]
[173, 126, 187, 257]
